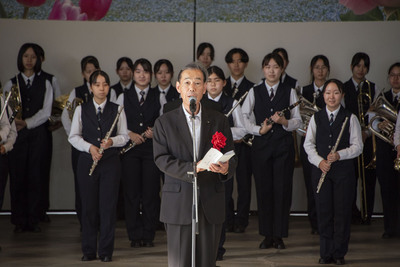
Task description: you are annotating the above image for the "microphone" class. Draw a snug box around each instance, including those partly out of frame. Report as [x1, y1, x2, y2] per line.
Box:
[189, 96, 197, 114]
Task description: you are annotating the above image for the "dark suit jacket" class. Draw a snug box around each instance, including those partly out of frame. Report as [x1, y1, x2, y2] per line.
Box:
[153, 106, 237, 225]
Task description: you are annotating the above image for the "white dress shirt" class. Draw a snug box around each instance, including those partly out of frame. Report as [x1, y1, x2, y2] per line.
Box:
[3, 73, 53, 130]
[182, 104, 202, 159]
[68, 99, 129, 153]
[241, 80, 302, 136]
[304, 106, 363, 168]
[158, 84, 170, 116]
[61, 83, 117, 136]
[207, 92, 247, 141]
[0, 96, 11, 143]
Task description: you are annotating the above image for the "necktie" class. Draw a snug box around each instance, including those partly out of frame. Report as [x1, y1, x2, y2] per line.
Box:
[270, 88, 274, 100]
[232, 82, 239, 98]
[160, 90, 167, 109]
[26, 79, 31, 88]
[124, 88, 128, 92]
[329, 113, 334, 125]
[317, 89, 321, 96]
[394, 95, 398, 104]
[97, 106, 102, 121]
[139, 91, 145, 106]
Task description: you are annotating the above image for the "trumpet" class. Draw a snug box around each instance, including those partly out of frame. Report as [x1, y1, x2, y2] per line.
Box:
[120, 128, 152, 155]
[316, 117, 349, 193]
[89, 106, 124, 176]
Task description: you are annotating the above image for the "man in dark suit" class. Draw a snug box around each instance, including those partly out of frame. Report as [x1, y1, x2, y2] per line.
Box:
[153, 62, 237, 267]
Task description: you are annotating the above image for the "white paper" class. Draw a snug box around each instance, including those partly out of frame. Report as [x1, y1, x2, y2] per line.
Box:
[197, 148, 235, 171]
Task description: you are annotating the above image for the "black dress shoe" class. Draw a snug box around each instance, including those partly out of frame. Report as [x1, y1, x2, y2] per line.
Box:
[100, 256, 112, 262]
[273, 237, 285, 249]
[216, 253, 223, 261]
[334, 258, 345, 265]
[234, 225, 245, 233]
[130, 240, 142, 247]
[319, 258, 333, 264]
[13, 225, 24, 233]
[382, 232, 396, 239]
[81, 255, 96, 261]
[259, 237, 273, 249]
[142, 241, 154, 247]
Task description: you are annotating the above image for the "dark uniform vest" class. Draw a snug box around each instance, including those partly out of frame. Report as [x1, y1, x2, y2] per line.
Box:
[314, 106, 353, 174]
[343, 78, 376, 120]
[223, 76, 255, 103]
[215, 93, 234, 127]
[254, 82, 291, 140]
[12, 74, 46, 121]
[302, 84, 325, 109]
[81, 100, 119, 159]
[123, 87, 160, 150]
[282, 74, 297, 89]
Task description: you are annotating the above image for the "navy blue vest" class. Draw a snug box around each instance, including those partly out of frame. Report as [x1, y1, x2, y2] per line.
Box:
[75, 84, 92, 103]
[314, 107, 353, 173]
[81, 100, 119, 159]
[123, 87, 160, 149]
[282, 74, 297, 89]
[254, 82, 291, 139]
[12, 74, 46, 120]
[223, 76, 255, 103]
[111, 82, 124, 98]
[302, 84, 325, 109]
[343, 78, 376, 119]
[215, 93, 234, 127]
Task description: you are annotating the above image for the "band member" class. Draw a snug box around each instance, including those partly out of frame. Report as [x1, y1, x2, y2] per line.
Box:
[0, 95, 14, 210]
[300, 55, 330, 234]
[69, 70, 129, 262]
[381, 62, 400, 239]
[111, 57, 134, 97]
[3, 43, 53, 233]
[117, 58, 161, 248]
[304, 79, 363, 265]
[223, 48, 255, 234]
[197, 42, 214, 69]
[153, 62, 236, 267]
[272, 47, 299, 89]
[343, 52, 379, 225]
[61, 55, 116, 225]
[206, 65, 247, 261]
[242, 52, 302, 250]
[35, 43, 62, 223]
[153, 59, 179, 116]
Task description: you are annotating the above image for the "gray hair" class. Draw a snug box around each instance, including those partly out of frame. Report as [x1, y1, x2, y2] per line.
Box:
[177, 62, 208, 83]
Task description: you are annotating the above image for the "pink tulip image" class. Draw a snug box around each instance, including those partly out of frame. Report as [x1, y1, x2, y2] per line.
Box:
[340, 0, 400, 14]
[48, 0, 88, 21]
[16, 0, 46, 7]
[79, 0, 112, 21]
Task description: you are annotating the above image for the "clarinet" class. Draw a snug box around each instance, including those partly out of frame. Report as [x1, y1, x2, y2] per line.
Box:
[265, 99, 302, 126]
[316, 116, 349, 193]
[89, 106, 124, 176]
[119, 128, 151, 155]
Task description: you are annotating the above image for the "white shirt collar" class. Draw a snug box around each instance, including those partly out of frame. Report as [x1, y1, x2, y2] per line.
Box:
[313, 82, 323, 93]
[135, 85, 149, 97]
[120, 80, 133, 90]
[230, 76, 244, 87]
[182, 102, 202, 120]
[93, 98, 107, 112]
[21, 72, 35, 83]
[158, 84, 171, 94]
[264, 80, 280, 92]
[352, 77, 363, 89]
[326, 106, 340, 119]
[207, 92, 222, 102]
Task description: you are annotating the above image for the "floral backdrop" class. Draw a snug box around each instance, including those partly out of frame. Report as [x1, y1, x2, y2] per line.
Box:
[0, 0, 399, 21]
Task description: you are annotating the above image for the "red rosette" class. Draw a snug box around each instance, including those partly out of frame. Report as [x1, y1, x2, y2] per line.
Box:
[211, 131, 226, 151]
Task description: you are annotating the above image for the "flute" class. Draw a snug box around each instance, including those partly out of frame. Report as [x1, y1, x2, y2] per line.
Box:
[316, 116, 349, 193]
[119, 128, 151, 155]
[89, 106, 124, 176]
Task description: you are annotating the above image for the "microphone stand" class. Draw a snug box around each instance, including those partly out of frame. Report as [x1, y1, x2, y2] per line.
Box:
[188, 107, 199, 267]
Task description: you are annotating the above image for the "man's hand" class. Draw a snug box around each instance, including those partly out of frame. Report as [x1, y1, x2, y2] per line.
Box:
[209, 161, 229, 175]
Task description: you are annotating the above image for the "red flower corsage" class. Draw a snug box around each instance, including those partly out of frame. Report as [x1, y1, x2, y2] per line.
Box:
[211, 131, 226, 151]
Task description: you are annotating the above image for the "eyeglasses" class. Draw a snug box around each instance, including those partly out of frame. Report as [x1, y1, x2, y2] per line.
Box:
[389, 74, 400, 79]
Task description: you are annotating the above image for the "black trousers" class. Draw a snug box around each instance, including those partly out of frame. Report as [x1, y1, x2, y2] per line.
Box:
[376, 139, 400, 235]
[121, 145, 160, 242]
[252, 134, 294, 238]
[300, 137, 318, 231]
[0, 153, 9, 209]
[8, 125, 46, 228]
[77, 151, 120, 258]
[71, 145, 82, 225]
[312, 166, 355, 260]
